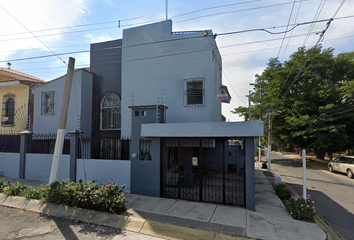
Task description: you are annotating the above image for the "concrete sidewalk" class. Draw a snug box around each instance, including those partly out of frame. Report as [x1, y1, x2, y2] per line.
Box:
[0, 165, 326, 240]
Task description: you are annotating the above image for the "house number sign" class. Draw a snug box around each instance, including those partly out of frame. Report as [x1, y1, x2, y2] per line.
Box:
[192, 157, 198, 166]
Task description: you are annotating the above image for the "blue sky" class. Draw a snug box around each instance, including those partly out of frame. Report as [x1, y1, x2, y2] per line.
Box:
[0, 0, 353, 121]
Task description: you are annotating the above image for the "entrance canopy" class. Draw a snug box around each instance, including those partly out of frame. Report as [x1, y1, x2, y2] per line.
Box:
[141, 121, 264, 138]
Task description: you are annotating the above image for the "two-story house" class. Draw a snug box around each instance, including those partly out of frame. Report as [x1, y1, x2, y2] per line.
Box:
[0, 67, 45, 133]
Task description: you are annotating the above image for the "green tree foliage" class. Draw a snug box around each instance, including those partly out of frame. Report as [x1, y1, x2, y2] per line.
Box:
[232, 46, 354, 159]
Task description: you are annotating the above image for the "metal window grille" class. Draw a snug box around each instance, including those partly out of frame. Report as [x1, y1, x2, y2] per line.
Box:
[140, 138, 152, 161]
[41, 92, 54, 115]
[100, 139, 122, 159]
[3, 98, 15, 124]
[101, 93, 121, 130]
[184, 78, 205, 106]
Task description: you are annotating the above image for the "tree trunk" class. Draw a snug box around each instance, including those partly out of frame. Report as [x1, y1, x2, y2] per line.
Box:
[315, 150, 326, 160]
[327, 152, 333, 160]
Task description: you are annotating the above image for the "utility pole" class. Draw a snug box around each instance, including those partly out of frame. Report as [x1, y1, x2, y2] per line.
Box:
[246, 90, 251, 121]
[267, 110, 272, 172]
[49, 57, 75, 183]
[259, 85, 262, 162]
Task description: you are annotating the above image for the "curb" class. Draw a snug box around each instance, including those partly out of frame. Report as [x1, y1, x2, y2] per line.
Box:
[0, 193, 249, 240]
[314, 215, 344, 240]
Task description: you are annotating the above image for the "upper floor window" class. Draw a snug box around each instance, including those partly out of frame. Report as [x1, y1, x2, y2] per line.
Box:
[184, 77, 205, 106]
[101, 93, 121, 130]
[41, 91, 54, 115]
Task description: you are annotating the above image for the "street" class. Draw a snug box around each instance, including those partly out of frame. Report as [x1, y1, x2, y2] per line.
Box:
[0, 205, 165, 240]
[267, 151, 354, 240]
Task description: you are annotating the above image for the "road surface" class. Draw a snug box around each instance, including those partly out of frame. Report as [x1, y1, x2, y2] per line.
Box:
[0, 205, 165, 240]
[266, 151, 354, 240]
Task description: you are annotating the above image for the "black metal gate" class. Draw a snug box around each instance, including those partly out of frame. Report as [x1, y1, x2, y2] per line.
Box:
[161, 138, 245, 206]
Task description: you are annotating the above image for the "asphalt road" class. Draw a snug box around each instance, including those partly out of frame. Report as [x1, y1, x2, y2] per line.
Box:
[0, 205, 165, 240]
[267, 151, 354, 240]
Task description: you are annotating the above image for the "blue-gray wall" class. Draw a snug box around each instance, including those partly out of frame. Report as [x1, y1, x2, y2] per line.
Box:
[0, 153, 130, 191]
[245, 137, 255, 211]
[121, 20, 223, 138]
[0, 153, 20, 178]
[32, 70, 93, 138]
[130, 106, 165, 196]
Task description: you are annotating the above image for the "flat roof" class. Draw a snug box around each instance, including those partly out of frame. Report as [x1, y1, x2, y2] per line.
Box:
[141, 121, 264, 138]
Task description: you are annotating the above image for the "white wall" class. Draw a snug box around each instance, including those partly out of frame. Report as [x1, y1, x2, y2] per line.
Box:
[32, 70, 93, 138]
[121, 20, 222, 137]
[0, 153, 20, 178]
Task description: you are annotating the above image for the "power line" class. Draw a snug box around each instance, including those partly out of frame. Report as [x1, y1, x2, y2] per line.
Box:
[281, 0, 303, 61]
[0, 4, 67, 65]
[171, 0, 261, 18]
[177, 1, 307, 23]
[276, 0, 297, 58]
[0, 17, 142, 37]
[303, 0, 326, 46]
[270, 18, 333, 111]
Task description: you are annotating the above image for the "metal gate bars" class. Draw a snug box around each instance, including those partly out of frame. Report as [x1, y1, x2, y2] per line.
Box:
[161, 138, 245, 206]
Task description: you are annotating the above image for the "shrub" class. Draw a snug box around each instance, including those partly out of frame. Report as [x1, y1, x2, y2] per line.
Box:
[41, 179, 128, 214]
[284, 194, 316, 222]
[274, 183, 293, 200]
[2, 182, 27, 196]
[22, 186, 46, 199]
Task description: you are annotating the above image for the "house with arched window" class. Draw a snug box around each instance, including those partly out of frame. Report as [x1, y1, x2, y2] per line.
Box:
[0, 67, 45, 133]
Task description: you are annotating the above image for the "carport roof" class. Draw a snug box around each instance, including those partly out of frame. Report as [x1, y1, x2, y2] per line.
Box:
[141, 121, 264, 138]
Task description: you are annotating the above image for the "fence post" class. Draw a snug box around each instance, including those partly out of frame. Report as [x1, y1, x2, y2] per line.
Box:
[69, 129, 82, 182]
[19, 130, 32, 179]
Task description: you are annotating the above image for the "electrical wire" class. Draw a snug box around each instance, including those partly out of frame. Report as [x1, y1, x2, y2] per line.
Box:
[177, 1, 307, 23]
[0, 4, 67, 65]
[171, 0, 261, 18]
[276, 0, 297, 58]
[281, 0, 303, 61]
[0, 17, 142, 37]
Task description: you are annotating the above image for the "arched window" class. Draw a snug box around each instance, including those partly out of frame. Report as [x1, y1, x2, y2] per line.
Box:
[5, 98, 15, 125]
[101, 93, 121, 130]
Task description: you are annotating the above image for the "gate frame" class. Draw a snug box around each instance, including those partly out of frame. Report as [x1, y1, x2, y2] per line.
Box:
[137, 121, 263, 211]
[160, 137, 247, 206]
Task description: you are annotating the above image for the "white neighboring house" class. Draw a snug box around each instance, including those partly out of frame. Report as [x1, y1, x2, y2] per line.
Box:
[32, 69, 93, 138]
[121, 20, 230, 138]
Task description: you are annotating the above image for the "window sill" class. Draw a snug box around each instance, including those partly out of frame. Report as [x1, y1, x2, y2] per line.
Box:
[1, 124, 15, 127]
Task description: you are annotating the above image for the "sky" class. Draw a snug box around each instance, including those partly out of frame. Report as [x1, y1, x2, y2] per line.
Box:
[0, 0, 353, 121]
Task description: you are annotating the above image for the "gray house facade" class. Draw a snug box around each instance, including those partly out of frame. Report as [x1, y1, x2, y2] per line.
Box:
[32, 69, 93, 139]
[121, 20, 229, 138]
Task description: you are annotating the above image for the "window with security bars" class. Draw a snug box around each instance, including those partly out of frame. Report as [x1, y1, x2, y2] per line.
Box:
[184, 78, 205, 106]
[140, 138, 152, 161]
[2, 97, 15, 125]
[101, 93, 121, 130]
[100, 139, 121, 159]
[41, 91, 54, 115]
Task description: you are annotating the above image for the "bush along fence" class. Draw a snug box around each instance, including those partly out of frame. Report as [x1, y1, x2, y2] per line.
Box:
[0, 178, 128, 215]
[274, 183, 316, 222]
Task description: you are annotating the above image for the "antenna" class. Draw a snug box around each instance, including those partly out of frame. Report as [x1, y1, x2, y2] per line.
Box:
[156, 98, 160, 123]
[130, 91, 135, 137]
[162, 89, 166, 123]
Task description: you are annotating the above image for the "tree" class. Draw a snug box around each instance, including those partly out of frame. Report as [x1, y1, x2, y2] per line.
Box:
[232, 46, 354, 159]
